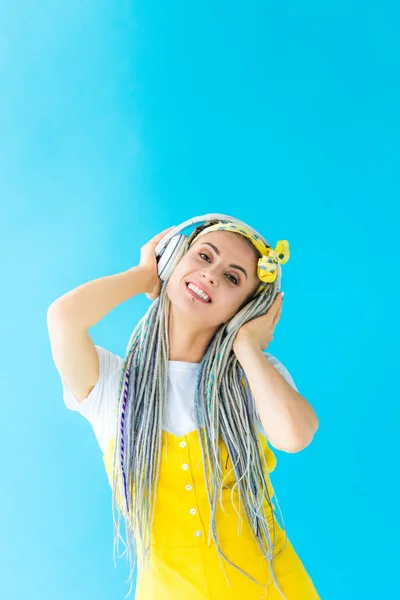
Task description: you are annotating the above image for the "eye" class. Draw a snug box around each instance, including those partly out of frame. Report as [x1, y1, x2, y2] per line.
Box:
[226, 274, 239, 285]
[198, 253, 239, 285]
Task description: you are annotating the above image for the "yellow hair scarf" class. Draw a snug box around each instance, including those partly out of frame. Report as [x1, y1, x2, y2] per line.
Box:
[189, 221, 290, 295]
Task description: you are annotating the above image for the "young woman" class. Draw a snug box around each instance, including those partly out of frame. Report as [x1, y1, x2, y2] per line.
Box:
[47, 215, 320, 599]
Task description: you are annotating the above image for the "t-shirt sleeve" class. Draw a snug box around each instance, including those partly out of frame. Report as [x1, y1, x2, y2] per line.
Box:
[264, 353, 298, 392]
[255, 353, 299, 437]
[61, 345, 124, 453]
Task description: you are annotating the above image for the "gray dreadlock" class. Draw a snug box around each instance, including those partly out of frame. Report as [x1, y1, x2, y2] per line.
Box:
[111, 223, 289, 599]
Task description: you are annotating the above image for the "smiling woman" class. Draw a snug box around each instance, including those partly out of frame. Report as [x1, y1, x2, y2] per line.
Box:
[50, 213, 320, 599]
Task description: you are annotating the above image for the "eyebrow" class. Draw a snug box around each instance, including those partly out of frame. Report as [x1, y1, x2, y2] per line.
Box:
[202, 242, 248, 279]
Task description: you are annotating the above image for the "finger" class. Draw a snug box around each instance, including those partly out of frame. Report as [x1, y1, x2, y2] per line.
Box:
[272, 294, 282, 314]
[271, 293, 281, 308]
[273, 304, 282, 326]
[265, 299, 280, 323]
[152, 226, 176, 243]
[158, 226, 176, 237]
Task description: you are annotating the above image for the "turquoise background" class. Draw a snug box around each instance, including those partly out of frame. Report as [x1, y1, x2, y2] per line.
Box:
[1, 1, 398, 598]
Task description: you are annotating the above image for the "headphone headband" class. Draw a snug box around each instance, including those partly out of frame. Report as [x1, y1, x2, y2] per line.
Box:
[154, 213, 271, 258]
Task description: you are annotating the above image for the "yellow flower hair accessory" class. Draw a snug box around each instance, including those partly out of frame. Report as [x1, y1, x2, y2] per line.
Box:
[189, 221, 290, 294]
[257, 240, 290, 283]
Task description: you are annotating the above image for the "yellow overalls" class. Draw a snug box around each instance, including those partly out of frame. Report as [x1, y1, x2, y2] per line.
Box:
[102, 428, 320, 599]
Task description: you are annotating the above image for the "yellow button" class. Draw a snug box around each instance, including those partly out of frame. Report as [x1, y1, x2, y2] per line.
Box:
[195, 530, 202, 537]
[179, 441, 187, 448]
[189, 508, 197, 515]
[182, 464, 189, 471]
[185, 484, 192, 491]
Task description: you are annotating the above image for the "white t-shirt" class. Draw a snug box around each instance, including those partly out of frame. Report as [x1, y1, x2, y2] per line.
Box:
[62, 346, 298, 454]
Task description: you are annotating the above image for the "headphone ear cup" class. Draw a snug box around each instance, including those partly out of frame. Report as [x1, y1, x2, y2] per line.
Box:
[156, 234, 188, 282]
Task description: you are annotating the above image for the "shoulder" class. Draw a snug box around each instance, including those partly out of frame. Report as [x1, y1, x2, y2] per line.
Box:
[61, 345, 125, 453]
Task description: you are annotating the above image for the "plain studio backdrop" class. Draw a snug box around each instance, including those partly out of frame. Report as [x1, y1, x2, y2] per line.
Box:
[0, 1, 398, 599]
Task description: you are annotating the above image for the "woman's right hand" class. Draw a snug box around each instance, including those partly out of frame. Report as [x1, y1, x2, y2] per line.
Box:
[139, 226, 176, 301]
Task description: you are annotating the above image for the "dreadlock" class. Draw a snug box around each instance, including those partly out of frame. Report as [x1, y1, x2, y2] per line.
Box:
[110, 223, 290, 599]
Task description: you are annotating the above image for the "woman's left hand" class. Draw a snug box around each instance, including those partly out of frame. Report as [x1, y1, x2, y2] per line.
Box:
[233, 292, 284, 352]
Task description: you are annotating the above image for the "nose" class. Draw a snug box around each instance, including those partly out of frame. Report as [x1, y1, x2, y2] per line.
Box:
[200, 266, 220, 286]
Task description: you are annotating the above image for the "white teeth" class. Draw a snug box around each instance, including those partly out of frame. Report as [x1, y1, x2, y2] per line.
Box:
[188, 283, 210, 302]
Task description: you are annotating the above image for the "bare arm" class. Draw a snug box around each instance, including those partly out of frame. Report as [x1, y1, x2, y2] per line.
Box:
[233, 336, 319, 453]
[47, 266, 153, 403]
[48, 267, 152, 330]
[47, 226, 174, 403]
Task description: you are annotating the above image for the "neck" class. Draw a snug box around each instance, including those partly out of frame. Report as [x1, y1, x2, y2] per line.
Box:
[167, 303, 221, 363]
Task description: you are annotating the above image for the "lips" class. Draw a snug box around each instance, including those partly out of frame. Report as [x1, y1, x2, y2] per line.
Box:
[185, 281, 212, 303]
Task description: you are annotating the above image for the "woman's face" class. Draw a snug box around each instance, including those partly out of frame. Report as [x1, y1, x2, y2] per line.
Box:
[166, 230, 260, 328]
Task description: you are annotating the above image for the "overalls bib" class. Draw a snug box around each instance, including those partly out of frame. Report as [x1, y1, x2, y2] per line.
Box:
[102, 429, 320, 599]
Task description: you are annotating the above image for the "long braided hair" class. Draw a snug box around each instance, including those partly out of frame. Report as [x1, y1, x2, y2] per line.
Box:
[111, 222, 289, 599]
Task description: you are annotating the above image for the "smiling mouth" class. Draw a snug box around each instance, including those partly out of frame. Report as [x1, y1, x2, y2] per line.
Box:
[185, 282, 212, 303]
